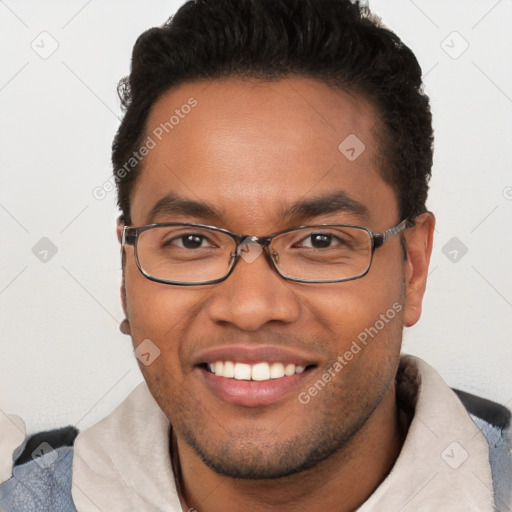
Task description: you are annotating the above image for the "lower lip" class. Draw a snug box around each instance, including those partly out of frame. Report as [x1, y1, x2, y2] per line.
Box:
[197, 367, 313, 407]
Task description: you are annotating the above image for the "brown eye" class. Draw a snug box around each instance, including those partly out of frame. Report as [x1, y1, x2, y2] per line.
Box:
[179, 234, 205, 249]
[162, 233, 209, 249]
[308, 233, 332, 249]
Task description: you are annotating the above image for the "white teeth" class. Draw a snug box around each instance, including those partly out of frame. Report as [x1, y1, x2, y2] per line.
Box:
[234, 363, 252, 380]
[207, 361, 308, 381]
[284, 363, 296, 376]
[223, 361, 235, 378]
[270, 362, 285, 379]
[251, 362, 270, 381]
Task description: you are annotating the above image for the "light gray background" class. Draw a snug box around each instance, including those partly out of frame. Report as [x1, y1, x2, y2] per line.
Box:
[0, 0, 511, 435]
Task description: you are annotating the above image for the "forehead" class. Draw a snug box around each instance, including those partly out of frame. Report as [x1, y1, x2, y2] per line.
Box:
[130, 77, 397, 230]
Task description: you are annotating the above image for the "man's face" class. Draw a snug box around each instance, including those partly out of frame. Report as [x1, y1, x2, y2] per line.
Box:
[122, 77, 419, 478]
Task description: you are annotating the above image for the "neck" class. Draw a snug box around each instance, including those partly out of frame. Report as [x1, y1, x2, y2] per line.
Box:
[173, 385, 408, 512]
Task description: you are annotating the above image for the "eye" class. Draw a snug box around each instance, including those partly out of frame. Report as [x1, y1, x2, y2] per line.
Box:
[163, 233, 211, 249]
[298, 233, 338, 249]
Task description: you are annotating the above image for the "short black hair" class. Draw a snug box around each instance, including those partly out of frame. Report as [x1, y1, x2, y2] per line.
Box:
[112, 0, 433, 225]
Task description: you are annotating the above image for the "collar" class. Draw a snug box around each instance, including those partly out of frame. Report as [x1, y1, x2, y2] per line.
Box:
[71, 355, 494, 511]
[358, 355, 494, 511]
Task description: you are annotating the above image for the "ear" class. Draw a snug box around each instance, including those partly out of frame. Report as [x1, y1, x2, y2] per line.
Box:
[116, 216, 129, 320]
[403, 212, 435, 327]
[116, 215, 124, 243]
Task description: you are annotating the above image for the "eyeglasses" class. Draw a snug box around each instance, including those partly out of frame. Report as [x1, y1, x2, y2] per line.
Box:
[121, 219, 411, 286]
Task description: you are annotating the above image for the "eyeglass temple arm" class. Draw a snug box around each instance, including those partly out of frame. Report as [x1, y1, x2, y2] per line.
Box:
[372, 219, 411, 250]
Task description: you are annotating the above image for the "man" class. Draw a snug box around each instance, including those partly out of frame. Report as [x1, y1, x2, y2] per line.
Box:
[1, 0, 511, 510]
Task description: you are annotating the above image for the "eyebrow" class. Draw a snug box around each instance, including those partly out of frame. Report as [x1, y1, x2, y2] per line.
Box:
[146, 190, 370, 226]
[147, 194, 222, 224]
[280, 191, 371, 223]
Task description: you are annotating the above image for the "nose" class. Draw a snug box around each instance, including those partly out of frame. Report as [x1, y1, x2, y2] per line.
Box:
[205, 243, 301, 331]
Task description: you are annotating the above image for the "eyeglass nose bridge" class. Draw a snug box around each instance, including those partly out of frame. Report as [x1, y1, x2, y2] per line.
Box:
[232, 235, 279, 266]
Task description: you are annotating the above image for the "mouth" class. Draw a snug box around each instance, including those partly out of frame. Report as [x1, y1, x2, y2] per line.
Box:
[199, 361, 315, 381]
[193, 345, 320, 407]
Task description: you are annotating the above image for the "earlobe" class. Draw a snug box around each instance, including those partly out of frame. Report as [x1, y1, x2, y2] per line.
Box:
[403, 212, 435, 327]
[120, 318, 131, 335]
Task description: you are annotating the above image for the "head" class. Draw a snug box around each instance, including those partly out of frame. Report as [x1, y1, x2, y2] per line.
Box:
[114, 0, 435, 480]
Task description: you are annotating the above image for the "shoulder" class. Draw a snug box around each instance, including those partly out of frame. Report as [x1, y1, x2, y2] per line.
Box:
[0, 383, 175, 512]
[398, 355, 511, 510]
[454, 388, 512, 511]
[0, 426, 78, 512]
[454, 388, 511, 431]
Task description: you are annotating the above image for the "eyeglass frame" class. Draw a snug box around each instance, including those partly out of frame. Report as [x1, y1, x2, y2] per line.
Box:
[120, 218, 413, 286]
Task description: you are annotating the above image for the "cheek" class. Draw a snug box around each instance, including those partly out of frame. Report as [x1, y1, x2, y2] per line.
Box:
[306, 273, 403, 339]
[304, 284, 404, 407]
[124, 260, 205, 350]
[123, 262, 215, 424]
[299, 248, 405, 369]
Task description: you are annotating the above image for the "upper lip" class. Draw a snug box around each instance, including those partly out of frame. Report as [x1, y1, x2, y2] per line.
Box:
[192, 344, 321, 367]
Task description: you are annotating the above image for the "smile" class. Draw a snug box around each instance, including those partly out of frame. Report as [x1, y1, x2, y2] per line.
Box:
[206, 361, 308, 381]
[193, 344, 320, 406]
